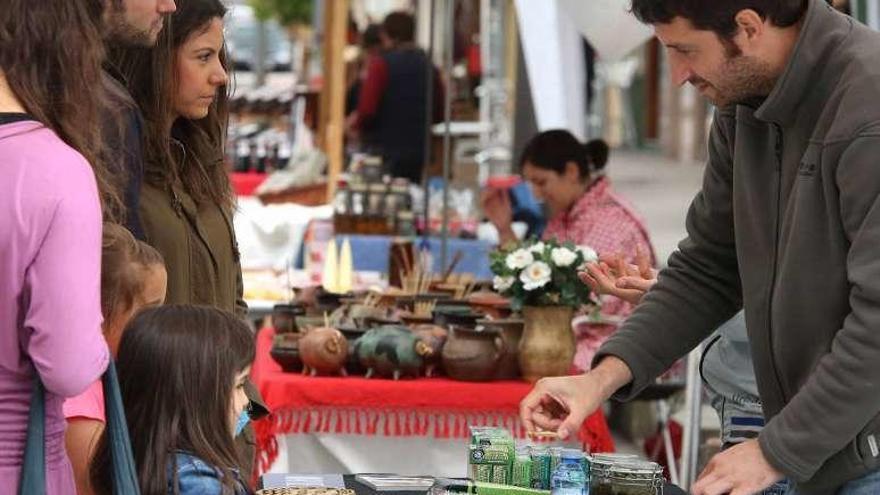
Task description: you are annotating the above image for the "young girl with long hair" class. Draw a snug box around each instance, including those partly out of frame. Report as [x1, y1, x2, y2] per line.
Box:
[64, 223, 167, 495]
[90, 305, 255, 495]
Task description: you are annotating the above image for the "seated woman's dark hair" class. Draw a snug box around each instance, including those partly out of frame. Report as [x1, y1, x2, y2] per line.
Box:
[519, 129, 610, 182]
[90, 305, 255, 495]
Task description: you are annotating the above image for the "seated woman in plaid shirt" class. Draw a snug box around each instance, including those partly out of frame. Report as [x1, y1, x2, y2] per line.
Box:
[482, 129, 656, 371]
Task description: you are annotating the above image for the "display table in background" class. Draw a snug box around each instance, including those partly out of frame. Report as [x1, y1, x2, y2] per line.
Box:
[325, 235, 494, 280]
[231, 172, 269, 196]
[252, 328, 615, 478]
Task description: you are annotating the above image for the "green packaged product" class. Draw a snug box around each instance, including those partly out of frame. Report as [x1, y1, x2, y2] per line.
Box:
[512, 448, 532, 488]
[548, 447, 562, 477]
[429, 479, 550, 495]
[468, 427, 515, 485]
[529, 447, 551, 490]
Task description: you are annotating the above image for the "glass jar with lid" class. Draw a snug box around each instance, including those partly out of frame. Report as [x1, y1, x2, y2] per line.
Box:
[589, 457, 663, 495]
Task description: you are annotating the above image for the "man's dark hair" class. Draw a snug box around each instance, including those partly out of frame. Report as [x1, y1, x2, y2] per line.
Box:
[631, 0, 808, 40]
[383, 11, 415, 43]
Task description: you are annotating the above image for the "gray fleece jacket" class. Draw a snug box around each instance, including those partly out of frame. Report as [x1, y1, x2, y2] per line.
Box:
[594, 1, 880, 492]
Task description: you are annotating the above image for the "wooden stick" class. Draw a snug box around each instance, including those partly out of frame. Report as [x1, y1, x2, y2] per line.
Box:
[442, 251, 464, 282]
[324, 312, 330, 328]
[528, 430, 560, 439]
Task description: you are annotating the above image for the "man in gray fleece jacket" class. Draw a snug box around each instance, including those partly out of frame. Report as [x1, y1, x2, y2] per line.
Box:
[520, 1, 880, 494]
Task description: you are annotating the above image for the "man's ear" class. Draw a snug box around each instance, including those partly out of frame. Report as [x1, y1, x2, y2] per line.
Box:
[734, 9, 767, 44]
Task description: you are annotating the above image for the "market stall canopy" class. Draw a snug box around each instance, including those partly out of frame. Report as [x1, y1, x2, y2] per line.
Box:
[557, 0, 654, 62]
[514, 0, 653, 138]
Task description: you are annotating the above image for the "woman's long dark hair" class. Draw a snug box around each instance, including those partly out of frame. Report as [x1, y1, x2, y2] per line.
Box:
[519, 130, 610, 183]
[0, 0, 124, 218]
[90, 305, 255, 495]
[110, 0, 234, 211]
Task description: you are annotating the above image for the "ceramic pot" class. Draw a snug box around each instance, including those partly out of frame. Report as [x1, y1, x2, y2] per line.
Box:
[273, 303, 306, 334]
[441, 325, 506, 382]
[433, 308, 482, 329]
[478, 318, 524, 380]
[338, 326, 367, 374]
[270, 333, 303, 372]
[411, 324, 449, 377]
[354, 325, 433, 379]
[467, 291, 513, 320]
[518, 306, 575, 382]
[299, 327, 348, 376]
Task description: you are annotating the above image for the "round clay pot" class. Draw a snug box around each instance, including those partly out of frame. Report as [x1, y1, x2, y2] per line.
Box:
[411, 324, 449, 377]
[433, 308, 482, 329]
[338, 326, 367, 374]
[273, 303, 306, 334]
[519, 306, 575, 382]
[478, 318, 524, 380]
[270, 333, 303, 372]
[441, 325, 506, 382]
[299, 327, 349, 377]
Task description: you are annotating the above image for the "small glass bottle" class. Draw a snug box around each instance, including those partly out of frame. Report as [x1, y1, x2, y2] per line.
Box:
[550, 449, 588, 495]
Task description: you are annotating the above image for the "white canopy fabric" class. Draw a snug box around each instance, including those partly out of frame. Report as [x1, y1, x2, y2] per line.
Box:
[514, 0, 654, 137]
[557, 0, 654, 62]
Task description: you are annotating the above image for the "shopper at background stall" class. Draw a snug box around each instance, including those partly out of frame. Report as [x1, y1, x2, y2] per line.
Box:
[90, 306, 254, 495]
[0, 0, 112, 491]
[348, 11, 444, 183]
[345, 24, 383, 119]
[64, 223, 167, 495]
[101, 0, 177, 239]
[521, 1, 880, 493]
[482, 130, 656, 369]
[109, 0, 268, 481]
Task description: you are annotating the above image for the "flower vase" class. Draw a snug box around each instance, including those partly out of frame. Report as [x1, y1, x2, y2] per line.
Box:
[518, 306, 576, 383]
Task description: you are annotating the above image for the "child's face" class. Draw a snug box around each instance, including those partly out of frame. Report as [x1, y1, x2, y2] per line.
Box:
[105, 264, 168, 356]
[230, 366, 251, 435]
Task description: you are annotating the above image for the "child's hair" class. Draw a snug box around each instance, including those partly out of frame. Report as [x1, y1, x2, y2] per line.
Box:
[90, 305, 256, 495]
[101, 222, 164, 322]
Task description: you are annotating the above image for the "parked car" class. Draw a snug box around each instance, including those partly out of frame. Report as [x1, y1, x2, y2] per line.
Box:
[226, 4, 293, 72]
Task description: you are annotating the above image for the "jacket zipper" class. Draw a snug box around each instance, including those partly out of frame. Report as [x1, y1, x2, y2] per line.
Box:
[767, 123, 788, 403]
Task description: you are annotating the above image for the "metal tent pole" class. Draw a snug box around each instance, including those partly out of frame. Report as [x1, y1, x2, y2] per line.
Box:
[421, 0, 436, 258]
[680, 344, 705, 490]
[439, 0, 455, 271]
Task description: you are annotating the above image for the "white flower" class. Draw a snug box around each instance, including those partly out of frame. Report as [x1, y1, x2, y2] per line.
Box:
[506, 249, 534, 270]
[551, 247, 578, 267]
[577, 245, 599, 264]
[493, 275, 515, 292]
[519, 261, 552, 291]
[529, 241, 546, 254]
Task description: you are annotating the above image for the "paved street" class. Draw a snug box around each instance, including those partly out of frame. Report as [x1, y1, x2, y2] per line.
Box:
[606, 148, 706, 266]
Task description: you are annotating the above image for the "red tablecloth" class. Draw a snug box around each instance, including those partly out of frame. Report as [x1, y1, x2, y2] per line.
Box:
[252, 327, 615, 475]
[231, 172, 268, 196]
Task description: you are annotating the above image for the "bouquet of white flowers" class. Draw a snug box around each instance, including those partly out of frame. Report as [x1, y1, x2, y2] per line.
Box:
[489, 238, 597, 310]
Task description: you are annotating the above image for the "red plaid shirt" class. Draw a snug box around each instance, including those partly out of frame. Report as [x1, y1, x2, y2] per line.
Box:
[543, 177, 656, 371]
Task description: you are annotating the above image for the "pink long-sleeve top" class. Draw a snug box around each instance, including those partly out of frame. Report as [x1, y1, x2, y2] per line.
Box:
[0, 116, 109, 493]
[542, 176, 656, 371]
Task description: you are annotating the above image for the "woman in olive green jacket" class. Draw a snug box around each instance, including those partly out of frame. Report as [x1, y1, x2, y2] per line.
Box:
[109, 0, 267, 482]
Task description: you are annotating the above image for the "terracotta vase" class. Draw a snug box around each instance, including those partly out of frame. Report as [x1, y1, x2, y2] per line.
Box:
[518, 306, 575, 383]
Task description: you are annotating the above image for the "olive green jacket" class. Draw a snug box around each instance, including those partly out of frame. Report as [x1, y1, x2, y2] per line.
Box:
[140, 176, 269, 480]
[140, 181, 246, 316]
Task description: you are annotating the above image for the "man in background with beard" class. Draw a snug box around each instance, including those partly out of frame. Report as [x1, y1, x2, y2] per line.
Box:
[520, 1, 880, 494]
[101, 0, 176, 238]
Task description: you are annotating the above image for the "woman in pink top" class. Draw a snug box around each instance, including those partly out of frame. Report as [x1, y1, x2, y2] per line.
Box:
[482, 130, 656, 370]
[63, 223, 166, 495]
[0, 0, 116, 492]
